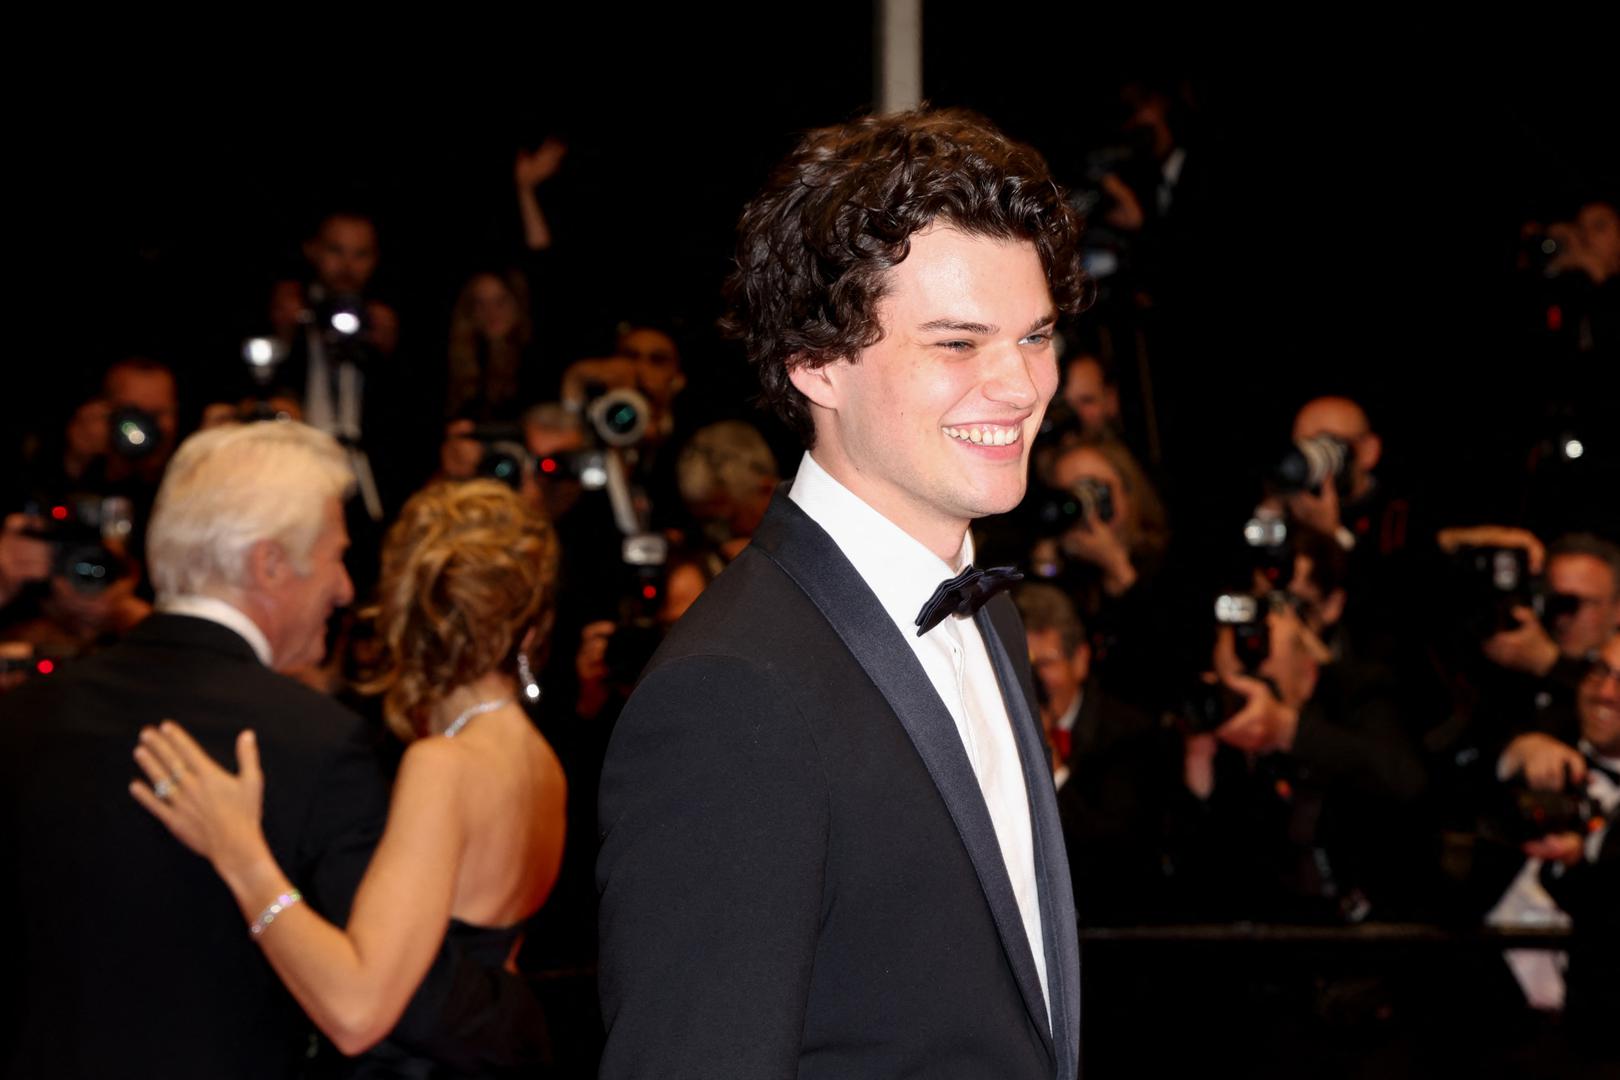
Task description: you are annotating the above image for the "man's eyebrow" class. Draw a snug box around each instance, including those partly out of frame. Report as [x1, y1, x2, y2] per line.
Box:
[914, 314, 1058, 337]
[916, 318, 997, 335]
[1024, 313, 1058, 336]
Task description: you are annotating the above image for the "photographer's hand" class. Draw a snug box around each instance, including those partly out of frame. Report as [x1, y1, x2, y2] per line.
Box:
[1060, 519, 1137, 596]
[439, 420, 482, 481]
[0, 514, 51, 608]
[1523, 832, 1585, 867]
[1483, 606, 1560, 677]
[514, 138, 567, 189]
[1216, 673, 1299, 754]
[1183, 731, 1218, 799]
[575, 620, 616, 721]
[515, 138, 567, 251]
[560, 357, 638, 411]
[1497, 732, 1586, 790]
[1284, 482, 1342, 540]
[366, 300, 400, 357]
[1436, 526, 1546, 574]
[1100, 173, 1145, 232]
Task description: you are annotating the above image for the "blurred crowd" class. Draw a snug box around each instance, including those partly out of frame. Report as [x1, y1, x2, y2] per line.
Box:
[2, 83, 1616, 1077]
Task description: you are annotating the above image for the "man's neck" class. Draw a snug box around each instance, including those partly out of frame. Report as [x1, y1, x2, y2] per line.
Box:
[160, 590, 277, 668]
[805, 449, 969, 564]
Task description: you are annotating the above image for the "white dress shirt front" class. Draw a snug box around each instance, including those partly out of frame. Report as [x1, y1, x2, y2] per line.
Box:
[789, 451, 1050, 1024]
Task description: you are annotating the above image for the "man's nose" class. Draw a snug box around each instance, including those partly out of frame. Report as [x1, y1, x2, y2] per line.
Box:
[981, 343, 1042, 408]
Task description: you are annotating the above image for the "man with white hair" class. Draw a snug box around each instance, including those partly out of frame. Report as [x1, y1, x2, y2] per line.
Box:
[0, 421, 384, 1078]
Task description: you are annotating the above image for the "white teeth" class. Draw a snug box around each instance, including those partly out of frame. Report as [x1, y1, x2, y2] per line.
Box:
[944, 424, 1019, 446]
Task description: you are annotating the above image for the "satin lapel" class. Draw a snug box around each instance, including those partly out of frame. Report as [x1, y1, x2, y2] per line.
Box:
[751, 495, 1055, 1059]
[981, 595, 1082, 1080]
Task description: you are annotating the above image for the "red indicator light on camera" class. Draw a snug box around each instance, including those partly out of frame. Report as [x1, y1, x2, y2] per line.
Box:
[50, 505, 70, 521]
[642, 585, 657, 601]
[540, 458, 558, 474]
[35, 659, 55, 675]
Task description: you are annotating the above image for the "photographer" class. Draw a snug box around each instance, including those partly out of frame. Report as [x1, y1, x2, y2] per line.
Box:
[1015, 583, 1174, 925]
[1286, 395, 1395, 554]
[1031, 433, 1177, 710]
[0, 515, 51, 613]
[1520, 198, 1620, 362]
[1060, 353, 1123, 440]
[1485, 631, 1620, 1068]
[263, 208, 421, 541]
[673, 420, 778, 559]
[1172, 593, 1426, 923]
[1440, 530, 1620, 752]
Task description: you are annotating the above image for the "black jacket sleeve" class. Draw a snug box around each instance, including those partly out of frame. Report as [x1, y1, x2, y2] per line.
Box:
[596, 653, 831, 1080]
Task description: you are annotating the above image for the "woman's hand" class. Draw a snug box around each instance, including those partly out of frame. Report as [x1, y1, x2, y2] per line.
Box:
[130, 722, 270, 874]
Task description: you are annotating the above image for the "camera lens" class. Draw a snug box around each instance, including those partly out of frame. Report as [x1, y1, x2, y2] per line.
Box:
[604, 402, 639, 436]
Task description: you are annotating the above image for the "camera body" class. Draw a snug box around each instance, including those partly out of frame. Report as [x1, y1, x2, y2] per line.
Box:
[1445, 544, 1558, 640]
[1490, 782, 1602, 846]
[1028, 476, 1117, 538]
[21, 495, 134, 593]
[1177, 591, 1284, 733]
[304, 286, 374, 369]
[1242, 507, 1294, 589]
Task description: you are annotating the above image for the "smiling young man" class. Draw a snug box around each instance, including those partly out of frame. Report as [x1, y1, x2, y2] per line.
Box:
[597, 109, 1088, 1080]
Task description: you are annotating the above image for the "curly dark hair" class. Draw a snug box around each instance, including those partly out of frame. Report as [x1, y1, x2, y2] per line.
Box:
[721, 107, 1089, 447]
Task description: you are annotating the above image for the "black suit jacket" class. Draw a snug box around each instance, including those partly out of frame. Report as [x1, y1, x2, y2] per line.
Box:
[0, 613, 390, 1080]
[597, 494, 1080, 1080]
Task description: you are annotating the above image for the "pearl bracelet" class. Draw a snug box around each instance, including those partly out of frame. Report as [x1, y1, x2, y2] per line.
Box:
[249, 890, 303, 938]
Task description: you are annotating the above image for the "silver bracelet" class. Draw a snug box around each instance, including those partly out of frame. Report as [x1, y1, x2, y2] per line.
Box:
[249, 890, 303, 938]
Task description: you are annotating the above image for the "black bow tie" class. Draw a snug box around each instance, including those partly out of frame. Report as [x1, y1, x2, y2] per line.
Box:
[914, 564, 1024, 637]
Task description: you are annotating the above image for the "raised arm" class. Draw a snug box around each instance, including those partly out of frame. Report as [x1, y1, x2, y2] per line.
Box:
[515, 138, 567, 252]
[131, 722, 469, 1054]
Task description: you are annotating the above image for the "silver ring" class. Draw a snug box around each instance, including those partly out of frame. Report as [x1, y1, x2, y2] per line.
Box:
[153, 776, 178, 802]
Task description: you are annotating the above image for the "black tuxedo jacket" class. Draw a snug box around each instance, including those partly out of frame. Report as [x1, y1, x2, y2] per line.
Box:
[0, 613, 390, 1080]
[597, 493, 1080, 1080]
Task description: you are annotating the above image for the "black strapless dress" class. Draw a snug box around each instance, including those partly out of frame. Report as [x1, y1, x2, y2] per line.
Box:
[335, 919, 551, 1079]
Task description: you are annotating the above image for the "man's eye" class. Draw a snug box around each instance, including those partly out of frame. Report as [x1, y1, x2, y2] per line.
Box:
[935, 340, 974, 352]
[1022, 333, 1053, 347]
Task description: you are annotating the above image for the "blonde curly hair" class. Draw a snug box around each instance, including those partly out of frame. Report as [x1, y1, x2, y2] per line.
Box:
[361, 480, 558, 741]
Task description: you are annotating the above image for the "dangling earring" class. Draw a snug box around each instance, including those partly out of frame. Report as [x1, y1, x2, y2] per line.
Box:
[516, 651, 542, 704]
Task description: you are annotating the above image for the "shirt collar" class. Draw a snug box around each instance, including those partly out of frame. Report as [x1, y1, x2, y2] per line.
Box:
[788, 450, 973, 639]
[156, 594, 275, 667]
[1056, 688, 1083, 734]
[1161, 146, 1187, 187]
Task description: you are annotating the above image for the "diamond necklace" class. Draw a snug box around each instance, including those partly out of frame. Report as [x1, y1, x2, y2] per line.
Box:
[443, 697, 511, 739]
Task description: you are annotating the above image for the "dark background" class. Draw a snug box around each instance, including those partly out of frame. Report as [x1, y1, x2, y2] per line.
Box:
[11, 15, 1617, 527]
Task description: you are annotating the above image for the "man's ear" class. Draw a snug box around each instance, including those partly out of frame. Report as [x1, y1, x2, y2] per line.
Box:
[1359, 432, 1383, 473]
[786, 356, 840, 412]
[245, 539, 287, 591]
[1070, 640, 1092, 684]
[1321, 588, 1347, 630]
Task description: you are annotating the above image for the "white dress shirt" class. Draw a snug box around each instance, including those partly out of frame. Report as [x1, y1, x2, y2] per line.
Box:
[156, 594, 274, 668]
[789, 451, 1050, 1023]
